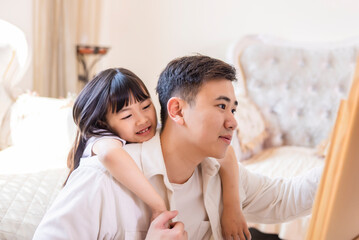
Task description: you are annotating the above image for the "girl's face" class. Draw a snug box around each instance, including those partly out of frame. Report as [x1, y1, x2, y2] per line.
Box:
[106, 98, 157, 143]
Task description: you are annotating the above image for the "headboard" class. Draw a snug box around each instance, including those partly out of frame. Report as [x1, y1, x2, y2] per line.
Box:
[0, 19, 31, 149]
[229, 35, 358, 148]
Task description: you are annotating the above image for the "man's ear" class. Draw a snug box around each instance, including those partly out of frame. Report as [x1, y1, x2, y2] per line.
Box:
[167, 97, 185, 125]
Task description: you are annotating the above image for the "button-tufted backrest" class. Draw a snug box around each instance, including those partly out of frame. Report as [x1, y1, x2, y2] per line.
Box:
[229, 35, 357, 148]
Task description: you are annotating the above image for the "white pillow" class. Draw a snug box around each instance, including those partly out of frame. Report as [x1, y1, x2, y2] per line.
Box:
[233, 96, 268, 161]
[5, 93, 76, 152]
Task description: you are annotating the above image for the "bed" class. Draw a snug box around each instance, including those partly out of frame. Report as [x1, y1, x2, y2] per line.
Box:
[0, 19, 74, 239]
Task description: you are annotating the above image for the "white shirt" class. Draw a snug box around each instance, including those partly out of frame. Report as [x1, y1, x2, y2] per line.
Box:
[33, 133, 322, 240]
[171, 167, 211, 240]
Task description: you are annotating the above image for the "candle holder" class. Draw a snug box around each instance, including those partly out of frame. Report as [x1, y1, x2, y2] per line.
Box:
[76, 45, 109, 83]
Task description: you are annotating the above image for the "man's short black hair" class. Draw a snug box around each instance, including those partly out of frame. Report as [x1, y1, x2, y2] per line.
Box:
[156, 55, 237, 127]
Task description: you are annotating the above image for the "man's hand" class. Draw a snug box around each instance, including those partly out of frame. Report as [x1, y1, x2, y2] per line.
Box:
[146, 210, 188, 240]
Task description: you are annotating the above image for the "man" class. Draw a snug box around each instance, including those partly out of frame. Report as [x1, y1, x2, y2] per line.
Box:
[33, 55, 322, 239]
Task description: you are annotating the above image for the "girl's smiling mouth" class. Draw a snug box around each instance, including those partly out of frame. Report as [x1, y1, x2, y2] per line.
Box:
[136, 126, 151, 135]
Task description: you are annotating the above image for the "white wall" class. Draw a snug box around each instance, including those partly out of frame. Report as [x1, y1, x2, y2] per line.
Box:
[99, 0, 359, 110]
[2, 0, 359, 108]
[0, 0, 33, 90]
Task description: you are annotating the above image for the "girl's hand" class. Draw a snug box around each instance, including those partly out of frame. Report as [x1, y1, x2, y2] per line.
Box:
[221, 205, 251, 240]
[151, 200, 168, 222]
[151, 209, 166, 222]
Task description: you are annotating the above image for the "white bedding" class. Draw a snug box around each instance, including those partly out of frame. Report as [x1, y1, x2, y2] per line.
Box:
[242, 146, 325, 240]
[0, 144, 69, 240]
[0, 168, 68, 240]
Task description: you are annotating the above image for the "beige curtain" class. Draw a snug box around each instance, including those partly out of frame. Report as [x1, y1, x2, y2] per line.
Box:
[33, 0, 102, 98]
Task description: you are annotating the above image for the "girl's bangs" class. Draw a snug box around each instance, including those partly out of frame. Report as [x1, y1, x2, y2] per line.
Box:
[109, 77, 150, 113]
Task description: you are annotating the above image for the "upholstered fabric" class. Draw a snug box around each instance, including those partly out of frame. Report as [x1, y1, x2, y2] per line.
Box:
[228, 35, 358, 240]
[0, 93, 76, 150]
[0, 94, 75, 239]
[0, 20, 30, 89]
[0, 45, 14, 77]
[232, 35, 357, 148]
[0, 19, 76, 240]
[234, 96, 268, 160]
[315, 138, 331, 158]
[242, 146, 324, 240]
[0, 19, 30, 150]
[0, 167, 68, 240]
[0, 46, 17, 140]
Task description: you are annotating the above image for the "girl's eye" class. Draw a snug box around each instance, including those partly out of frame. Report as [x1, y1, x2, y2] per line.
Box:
[218, 104, 226, 110]
[143, 103, 151, 110]
[231, 109, 236, 114]
[121, 114, 132, 120]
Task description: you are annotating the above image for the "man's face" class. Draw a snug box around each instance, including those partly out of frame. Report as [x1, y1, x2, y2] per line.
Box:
[183, 79, 238, 159]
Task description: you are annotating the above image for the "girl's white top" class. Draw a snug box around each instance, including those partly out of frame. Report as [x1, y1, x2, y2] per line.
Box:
[82, 134, 126, 158]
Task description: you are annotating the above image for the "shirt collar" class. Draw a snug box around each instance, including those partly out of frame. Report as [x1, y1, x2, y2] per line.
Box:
[141, 132, 167, 179]
[141, 132, 221, 180]
[201, 157, 221, 177]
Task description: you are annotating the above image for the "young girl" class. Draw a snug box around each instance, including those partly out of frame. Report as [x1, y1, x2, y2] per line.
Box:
[66, 68, 251, 240]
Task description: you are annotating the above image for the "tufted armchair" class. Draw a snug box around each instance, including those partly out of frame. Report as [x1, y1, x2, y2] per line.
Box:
[229, 35, 357, 239]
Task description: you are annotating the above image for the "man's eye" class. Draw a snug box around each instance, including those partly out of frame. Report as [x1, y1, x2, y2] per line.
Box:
[121, 114, 132, 120]
[218, 104, 226, 110]
[143, 103, 151, 110]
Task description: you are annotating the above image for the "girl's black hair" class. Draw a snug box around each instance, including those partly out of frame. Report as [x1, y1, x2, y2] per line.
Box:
[64, 68, 150, 185]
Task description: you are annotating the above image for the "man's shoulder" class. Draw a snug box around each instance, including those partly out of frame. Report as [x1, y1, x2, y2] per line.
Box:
[72, 157, 109, 183]
[123, 133, 162, 166]
[123, 143, 143, 164]
[123, 142, 143, 151]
